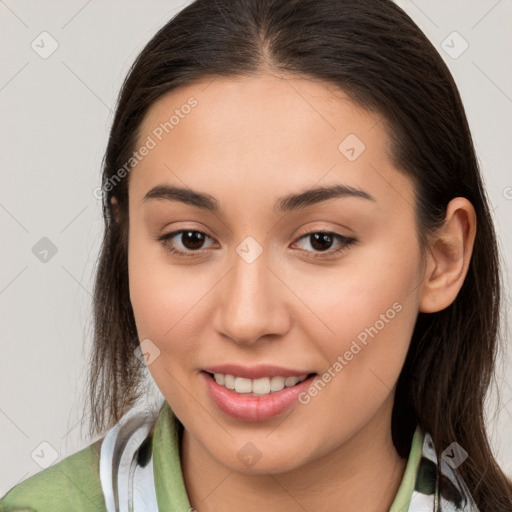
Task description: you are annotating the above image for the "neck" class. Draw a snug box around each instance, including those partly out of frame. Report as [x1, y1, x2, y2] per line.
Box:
[180, 396, 408, 512]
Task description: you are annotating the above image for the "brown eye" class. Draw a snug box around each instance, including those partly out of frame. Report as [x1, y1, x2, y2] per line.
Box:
[158, 229, 215, 257]
[293, 231, 356, 258]
[309, 232, 335, 251]
[179, 230, 207, 250]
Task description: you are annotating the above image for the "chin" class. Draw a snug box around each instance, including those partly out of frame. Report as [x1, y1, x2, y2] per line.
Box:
[209, 438, 313, 476]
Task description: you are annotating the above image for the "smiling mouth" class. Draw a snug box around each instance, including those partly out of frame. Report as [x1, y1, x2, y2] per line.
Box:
[204, 371, 317, 396]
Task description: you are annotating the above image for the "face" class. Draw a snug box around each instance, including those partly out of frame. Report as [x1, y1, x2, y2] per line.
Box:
[127, 73, 424, 474]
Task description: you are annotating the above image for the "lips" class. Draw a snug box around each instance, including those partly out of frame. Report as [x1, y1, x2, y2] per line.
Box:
[201, 365, 317, 422]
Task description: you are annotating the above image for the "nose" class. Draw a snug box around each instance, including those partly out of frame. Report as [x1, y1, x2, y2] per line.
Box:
[212, 245, 291, 346]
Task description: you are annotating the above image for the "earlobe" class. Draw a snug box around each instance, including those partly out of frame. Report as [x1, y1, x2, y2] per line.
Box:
[110, 196, 121, 224]
[419, 197, 477, 313]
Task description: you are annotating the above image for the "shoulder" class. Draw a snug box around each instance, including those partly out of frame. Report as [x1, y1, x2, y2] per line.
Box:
[0, 438, 107, 512]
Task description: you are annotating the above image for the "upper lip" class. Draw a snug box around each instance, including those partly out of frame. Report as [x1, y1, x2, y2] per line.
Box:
[202, 364, 314, 380]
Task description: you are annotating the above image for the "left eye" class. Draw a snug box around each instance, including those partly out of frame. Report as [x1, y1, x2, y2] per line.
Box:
[293, 231, 356, 256]
[158, 229, 355, 258]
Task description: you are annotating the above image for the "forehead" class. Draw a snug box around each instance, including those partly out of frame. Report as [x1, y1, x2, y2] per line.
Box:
[129, 74, 414, 215]
[137, 73, 382, 153]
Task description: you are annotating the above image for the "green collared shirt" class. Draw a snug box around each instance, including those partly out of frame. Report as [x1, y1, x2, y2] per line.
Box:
[0, 400, 477, 511]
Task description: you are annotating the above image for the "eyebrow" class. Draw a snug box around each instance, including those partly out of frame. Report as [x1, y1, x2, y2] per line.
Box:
[142, 183, 375, 213]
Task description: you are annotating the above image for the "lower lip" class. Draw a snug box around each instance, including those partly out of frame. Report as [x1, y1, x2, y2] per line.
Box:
[202, 371, 316, 422]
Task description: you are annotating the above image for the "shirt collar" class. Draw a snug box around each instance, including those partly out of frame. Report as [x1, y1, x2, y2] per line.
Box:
[389, 425, 424, 511]
[153, 400, 191, 511]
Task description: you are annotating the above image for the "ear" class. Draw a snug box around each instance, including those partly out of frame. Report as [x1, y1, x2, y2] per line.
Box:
[110, 196, 121, 224]
[419, 197, 477, 313]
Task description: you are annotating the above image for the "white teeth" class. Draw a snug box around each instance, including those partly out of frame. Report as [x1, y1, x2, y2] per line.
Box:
[270, 376, 285, 391]
[223, 374, 235, 389]
[211, 372, 310, 395]
[234, 377, 252, 393]
[252, 377, 271, 395]
[285, 376, 299, 387]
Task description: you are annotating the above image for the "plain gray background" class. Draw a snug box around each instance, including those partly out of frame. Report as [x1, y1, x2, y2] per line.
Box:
[0, 0, 511, 494]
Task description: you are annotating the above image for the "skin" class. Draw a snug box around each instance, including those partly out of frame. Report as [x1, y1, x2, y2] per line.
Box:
[121, 73, 476, 512]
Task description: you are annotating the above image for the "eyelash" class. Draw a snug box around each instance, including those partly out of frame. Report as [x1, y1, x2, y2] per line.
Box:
[157, 229, 356, 259]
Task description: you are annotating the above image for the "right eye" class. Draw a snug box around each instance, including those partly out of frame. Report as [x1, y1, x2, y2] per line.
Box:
[158, 229, 216, 257]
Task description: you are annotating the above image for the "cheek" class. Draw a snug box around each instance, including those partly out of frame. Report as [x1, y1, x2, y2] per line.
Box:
[127, 228, 213, 360]
[295, 231, 420, 341]
[127, 234, 211, 409]
[289, 229, 422, 406]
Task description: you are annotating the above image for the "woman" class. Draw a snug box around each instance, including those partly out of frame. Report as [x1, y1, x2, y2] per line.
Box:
[2, 0, 511, 510]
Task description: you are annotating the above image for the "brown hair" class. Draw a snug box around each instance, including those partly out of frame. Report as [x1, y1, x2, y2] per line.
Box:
[84, 0, 512, 508]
